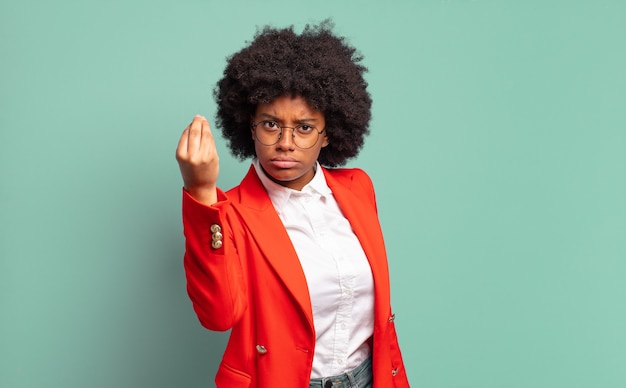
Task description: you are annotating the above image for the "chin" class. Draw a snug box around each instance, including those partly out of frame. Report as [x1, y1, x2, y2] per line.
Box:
[272, 172, 298, 182]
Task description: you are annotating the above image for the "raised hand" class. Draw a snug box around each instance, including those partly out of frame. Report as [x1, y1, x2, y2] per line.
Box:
[176, 115, 220, 205]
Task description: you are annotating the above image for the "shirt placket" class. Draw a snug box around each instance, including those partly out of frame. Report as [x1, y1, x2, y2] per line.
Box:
[303, 192, 354, 374]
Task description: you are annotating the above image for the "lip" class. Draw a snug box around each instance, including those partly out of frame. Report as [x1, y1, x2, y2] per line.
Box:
[269, 157, 298, 169]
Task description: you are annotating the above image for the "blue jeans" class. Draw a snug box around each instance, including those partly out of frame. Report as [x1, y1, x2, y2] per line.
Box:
[309, 357, 373, 388]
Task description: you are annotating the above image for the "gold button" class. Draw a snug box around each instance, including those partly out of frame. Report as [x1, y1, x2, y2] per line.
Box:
[391, 368, 399, 376]
[211, 240, 223, 249]
[389, 313, 396, 322]
[210, 224, 221, 233]
[212, 231, 223, 241]
[256, 345, 267, 354]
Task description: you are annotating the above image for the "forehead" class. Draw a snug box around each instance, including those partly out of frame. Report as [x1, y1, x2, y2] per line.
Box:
[255, 95, 322, 119]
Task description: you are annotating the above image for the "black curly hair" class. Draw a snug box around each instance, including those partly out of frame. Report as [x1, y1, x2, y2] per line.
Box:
[213, 20, 371, 167]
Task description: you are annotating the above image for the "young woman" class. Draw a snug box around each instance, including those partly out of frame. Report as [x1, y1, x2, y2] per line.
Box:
[176, 21, 410, 388]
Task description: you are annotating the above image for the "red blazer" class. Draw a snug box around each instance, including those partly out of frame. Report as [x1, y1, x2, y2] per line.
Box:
[183, 165, 409, 387]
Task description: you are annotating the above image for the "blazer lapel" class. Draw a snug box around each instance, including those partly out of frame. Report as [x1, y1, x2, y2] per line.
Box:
[233, 166, 314, 329]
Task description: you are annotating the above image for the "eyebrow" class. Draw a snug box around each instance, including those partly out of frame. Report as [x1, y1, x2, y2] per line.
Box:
[257, 113, 318, 123]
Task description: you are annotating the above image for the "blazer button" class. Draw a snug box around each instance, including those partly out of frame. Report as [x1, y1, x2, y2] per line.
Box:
[210, 224, 223, 250]
[391, 367, 399, 376]
[256, 345, 267, 355]
[389, 313, 396, 322]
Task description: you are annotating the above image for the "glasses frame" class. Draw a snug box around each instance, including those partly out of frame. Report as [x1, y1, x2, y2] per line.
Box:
[251, 120, 326, 149]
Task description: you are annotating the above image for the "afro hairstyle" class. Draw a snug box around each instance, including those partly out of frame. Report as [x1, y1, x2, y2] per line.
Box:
[213, 20, 372, 167]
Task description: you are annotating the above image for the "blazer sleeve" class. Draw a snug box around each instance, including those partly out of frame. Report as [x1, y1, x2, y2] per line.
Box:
[181, 188, 248, 331]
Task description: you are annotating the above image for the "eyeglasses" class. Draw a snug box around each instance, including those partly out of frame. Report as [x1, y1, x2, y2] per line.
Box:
[251, 120, 325, 149]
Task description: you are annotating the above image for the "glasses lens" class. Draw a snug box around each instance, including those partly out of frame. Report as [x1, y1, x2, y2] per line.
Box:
[254, 121, 280, 146]
[293, 125, 320, 149]
[253, 122, 322, 149]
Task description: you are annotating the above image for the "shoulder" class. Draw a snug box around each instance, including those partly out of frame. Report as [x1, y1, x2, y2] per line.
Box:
[323, 167, 374, 190]
[322, 166, 378, 208]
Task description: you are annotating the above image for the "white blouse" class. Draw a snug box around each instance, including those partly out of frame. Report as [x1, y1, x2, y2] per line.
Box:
[253, 159, 374, 378]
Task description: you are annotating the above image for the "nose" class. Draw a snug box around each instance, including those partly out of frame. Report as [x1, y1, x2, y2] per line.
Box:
[276, 127, 296, 150]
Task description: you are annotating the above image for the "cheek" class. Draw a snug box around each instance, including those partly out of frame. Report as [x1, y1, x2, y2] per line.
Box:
[310, 146, 325, 162]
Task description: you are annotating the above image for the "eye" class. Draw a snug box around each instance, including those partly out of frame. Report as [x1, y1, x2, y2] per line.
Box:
[296, 124, 316, 134]
[260, 121, 280, 131]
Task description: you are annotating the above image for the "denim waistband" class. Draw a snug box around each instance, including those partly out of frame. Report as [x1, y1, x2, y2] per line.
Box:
[309, 356, 372, 388]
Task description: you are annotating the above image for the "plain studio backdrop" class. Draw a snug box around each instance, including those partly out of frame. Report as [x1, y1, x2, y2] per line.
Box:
[1, 1, 625, 387]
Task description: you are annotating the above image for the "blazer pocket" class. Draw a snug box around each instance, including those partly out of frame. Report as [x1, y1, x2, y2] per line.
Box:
[215, 362, 252, 388]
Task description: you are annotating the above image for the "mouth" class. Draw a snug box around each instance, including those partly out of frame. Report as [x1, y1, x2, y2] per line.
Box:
[269, 157, 298, 169]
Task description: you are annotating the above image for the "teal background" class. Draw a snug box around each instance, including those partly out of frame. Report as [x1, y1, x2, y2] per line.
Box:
[2, 0, 625, 387]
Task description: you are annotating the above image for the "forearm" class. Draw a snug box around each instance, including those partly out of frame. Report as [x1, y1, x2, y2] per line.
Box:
[182, 189, 247, 331]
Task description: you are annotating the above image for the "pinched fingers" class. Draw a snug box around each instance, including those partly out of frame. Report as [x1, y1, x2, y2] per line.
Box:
[176, 115, 220, 192]
[176, 115, 216, 162]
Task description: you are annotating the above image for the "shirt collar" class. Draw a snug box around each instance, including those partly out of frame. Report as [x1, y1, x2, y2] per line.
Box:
[252, 158, 332, 210]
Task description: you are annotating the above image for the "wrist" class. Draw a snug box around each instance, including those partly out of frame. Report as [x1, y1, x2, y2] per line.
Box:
[185, 185, 218, 206]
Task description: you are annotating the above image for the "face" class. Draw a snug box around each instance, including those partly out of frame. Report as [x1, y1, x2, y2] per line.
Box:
[252, 95, 328, 191]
